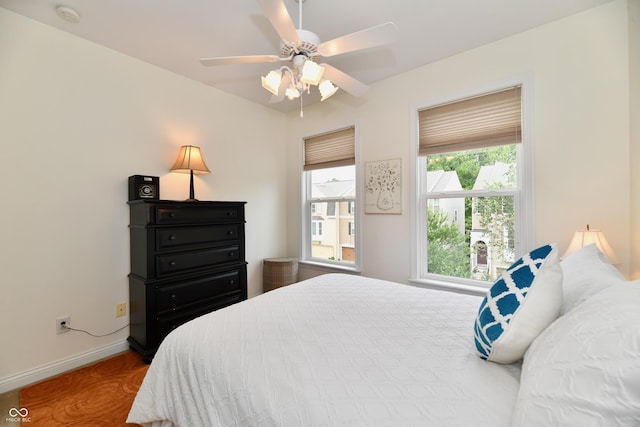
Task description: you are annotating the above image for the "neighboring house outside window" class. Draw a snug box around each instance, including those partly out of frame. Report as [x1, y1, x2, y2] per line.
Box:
[470, 161, 517, 279]
[302, 127, 359, 268]
[309, 178, 356, 261]
[311, 218, 324, 240]
[414, 84, 532, 289]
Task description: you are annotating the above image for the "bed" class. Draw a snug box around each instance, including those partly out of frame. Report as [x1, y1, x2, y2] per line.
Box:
[127, 244, 640, 427]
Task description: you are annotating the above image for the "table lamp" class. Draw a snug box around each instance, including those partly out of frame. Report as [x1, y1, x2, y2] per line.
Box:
[562, 224, 619, 264]
[170, 145, 210, 201]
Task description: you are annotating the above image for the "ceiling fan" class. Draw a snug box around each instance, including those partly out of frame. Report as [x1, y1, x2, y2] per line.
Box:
[199, 0, 398, 109]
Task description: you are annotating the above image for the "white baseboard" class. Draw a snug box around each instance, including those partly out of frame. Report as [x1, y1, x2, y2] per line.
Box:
[0, 340, 130, 394]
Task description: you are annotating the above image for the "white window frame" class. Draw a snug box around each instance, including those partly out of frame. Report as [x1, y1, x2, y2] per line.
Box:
[410, 78, 534, 294]
[300, 125, 362, 272]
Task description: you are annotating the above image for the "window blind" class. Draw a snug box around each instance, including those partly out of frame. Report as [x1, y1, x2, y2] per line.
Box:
[304, 127, 355, 171]
[419, 86, 522, 156]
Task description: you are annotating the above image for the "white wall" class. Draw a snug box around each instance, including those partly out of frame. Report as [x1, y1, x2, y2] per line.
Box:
[286, 0, 633, 284]
[629, 0, 640, 280]
[0, 9, 288, 389]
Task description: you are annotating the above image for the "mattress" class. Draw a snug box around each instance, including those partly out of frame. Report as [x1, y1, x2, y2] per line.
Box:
[127, 273, 521, 427]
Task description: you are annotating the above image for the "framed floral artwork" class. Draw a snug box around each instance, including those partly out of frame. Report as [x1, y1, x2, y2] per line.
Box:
[365, 158, 401, 214]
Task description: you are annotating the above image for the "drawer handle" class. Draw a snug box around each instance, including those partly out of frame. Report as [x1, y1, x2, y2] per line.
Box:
[169, 235, 176, 240]
[170, 294, 177, 300]
[169, 213, 175, 217]
[228, 252, 235, 257]
[227, 230, 234, 236]
[229, 280, 236, 285]
[170, 261, 176, 266]
[226, 211, 233, 216]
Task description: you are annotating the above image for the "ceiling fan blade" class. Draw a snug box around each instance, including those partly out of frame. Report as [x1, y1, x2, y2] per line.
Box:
[200, 55, 282, 66]
[269, 73, 292, 104]
[257, 0, 300, 44]
[318, 22, 398, 57]
[320, 64, 369, 97]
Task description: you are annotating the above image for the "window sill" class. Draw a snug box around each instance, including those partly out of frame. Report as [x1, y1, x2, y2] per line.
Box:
[408, 277, 488, 297]
[298, 259, 361, 275]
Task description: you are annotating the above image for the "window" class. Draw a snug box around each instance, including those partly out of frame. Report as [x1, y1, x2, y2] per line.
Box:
[311, 218, 324, 240]
[415, 85, 532, 288]
[302, 127, 358, 267]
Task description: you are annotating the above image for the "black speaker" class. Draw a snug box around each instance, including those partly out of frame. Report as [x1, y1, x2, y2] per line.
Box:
[128, 175, 159, 201]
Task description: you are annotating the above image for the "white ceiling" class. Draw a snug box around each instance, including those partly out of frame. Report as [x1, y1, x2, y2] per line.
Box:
[0, 0, 615, 112]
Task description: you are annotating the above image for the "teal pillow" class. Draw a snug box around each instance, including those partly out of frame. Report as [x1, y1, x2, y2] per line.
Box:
[474, 243, 562, 364]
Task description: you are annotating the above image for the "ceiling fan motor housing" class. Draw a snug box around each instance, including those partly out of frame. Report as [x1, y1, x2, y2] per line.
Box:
[280, 29, 320, 60]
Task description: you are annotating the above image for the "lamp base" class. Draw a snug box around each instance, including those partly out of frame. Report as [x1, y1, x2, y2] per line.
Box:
[184, 170, 199, 202]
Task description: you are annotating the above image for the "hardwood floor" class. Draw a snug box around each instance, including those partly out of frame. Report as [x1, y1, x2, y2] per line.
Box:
[11, 351, 148, 427]
[0, 390, 21, 427]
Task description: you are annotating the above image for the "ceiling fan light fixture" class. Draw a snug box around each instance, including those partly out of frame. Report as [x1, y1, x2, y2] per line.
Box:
[261, 70, 282, 96]
[300, 60, 324, 85]
[319, 79, 339, 101]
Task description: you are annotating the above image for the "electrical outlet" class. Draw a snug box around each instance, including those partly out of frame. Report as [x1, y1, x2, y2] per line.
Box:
[116, 302, 126, 318]
[56, 316, 70, 334]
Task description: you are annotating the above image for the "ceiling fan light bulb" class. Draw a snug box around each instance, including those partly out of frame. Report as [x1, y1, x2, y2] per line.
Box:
[285, 87, 300, 100]
[300, 60, 324, 85]
[319, 79, 339, 101]
[261, 70, 282, 96]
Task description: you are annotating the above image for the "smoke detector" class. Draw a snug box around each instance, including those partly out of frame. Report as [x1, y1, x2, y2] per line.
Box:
[55, 5, 81, 23]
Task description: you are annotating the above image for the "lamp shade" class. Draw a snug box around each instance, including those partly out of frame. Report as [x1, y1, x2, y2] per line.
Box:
[170, 145, 210, 201]
[261, 70, 282, 96]
[300, 60, 324, 85]
[319, 79, 339, 101]
[170, 145, 210, 174]
[562, 225, 619, 264]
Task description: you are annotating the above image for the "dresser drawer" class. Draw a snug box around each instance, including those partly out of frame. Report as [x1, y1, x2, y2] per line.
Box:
[156, 270, 242, 312]
[155, 205, 241, 225]
[156, 225, 240, 251]
[156, 293, 242, 340]
[156, 245, 240, 277]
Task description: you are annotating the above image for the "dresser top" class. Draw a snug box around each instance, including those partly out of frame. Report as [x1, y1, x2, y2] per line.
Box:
[128, 200, 246, 206]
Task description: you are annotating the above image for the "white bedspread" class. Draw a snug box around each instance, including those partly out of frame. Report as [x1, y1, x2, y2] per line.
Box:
[127, 273, 521, 427]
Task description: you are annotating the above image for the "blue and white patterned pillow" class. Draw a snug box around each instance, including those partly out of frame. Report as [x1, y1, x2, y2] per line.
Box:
[474, 243, 562, 364]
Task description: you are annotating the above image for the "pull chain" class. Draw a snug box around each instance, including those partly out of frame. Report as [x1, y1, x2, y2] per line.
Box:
[300, 95, 304, 118]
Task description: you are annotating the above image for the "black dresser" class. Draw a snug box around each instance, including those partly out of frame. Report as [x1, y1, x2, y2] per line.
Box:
[127, 200, 247, 362]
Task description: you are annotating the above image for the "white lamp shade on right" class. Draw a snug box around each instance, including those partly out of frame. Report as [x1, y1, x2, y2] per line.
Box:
[562, 225, 619, 264]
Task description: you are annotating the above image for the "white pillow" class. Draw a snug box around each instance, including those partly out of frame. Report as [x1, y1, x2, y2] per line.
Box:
[474, 243, 562, 364]
[512, 282, 640, 427]
[560, 243, 626, 315]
